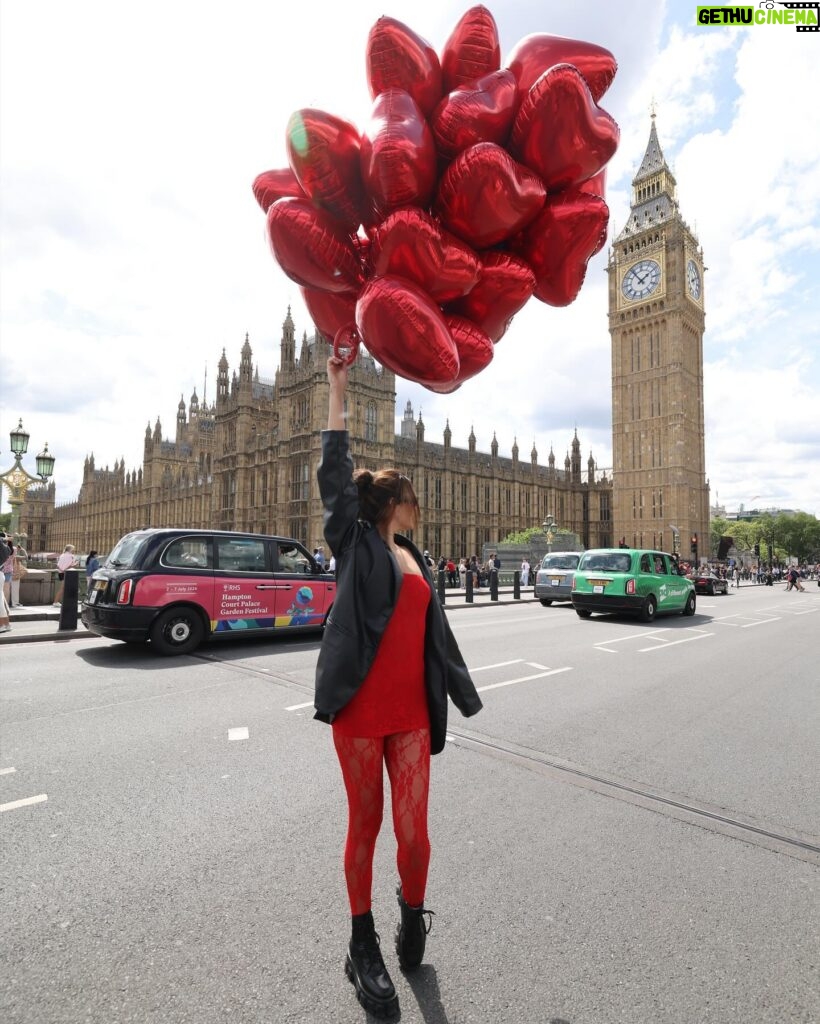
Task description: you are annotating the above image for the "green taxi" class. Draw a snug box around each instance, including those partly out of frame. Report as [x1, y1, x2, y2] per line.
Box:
[571, 548, 696, 622]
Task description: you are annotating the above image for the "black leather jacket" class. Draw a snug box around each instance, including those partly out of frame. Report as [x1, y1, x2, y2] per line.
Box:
[313, 430, 482, 754]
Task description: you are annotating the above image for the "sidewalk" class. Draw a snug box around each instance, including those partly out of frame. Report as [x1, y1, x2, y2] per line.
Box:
[0, 590, 541, 645]
[0, 604, 98, 646]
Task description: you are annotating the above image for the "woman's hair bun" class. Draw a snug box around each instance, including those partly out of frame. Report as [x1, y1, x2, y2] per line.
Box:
[354, 469, 374, 492]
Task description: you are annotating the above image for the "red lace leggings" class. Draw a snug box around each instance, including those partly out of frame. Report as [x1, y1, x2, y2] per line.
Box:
[333, 729, 431, 915]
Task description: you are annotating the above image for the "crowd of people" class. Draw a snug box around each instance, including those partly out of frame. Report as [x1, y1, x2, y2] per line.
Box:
[695, 561, 819, 588]
[429, 552, 503, 589]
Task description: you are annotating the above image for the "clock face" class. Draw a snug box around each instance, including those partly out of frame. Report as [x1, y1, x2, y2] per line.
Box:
[687, 259, 701, 300]
[622, 259, 661, 301]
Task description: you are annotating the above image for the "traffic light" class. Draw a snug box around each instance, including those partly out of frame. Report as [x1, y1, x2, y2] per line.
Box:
[754, 543, 761, 558]
[690, 532, 698, 562]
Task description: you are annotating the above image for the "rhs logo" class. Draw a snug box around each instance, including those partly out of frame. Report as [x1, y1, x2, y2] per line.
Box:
[697, 2, 819, 30]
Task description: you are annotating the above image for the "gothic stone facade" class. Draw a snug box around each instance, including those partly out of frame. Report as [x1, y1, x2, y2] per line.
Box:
[41, 310, 612, 558]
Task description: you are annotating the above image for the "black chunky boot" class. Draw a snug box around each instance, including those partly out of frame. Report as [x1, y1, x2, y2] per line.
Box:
[395, 886, 434, 971]
[345, 911, 399, 1018]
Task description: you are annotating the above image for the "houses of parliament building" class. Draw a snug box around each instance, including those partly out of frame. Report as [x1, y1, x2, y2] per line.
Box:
[22, 118, 709, 562]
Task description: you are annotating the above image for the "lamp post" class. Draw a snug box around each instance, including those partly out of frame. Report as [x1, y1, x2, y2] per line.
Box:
[669, 525, 680, 555]
[542, 513, 557, 553]
[0, 419, 56, 538]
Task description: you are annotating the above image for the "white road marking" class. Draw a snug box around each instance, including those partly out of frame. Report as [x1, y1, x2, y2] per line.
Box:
[228, 727, 249, 741]
[0, 766, 16, 776]
[595, 628, 712, 653]
[468, 660, 524, 672]
[0, 794, 48, 813]
[477, 667, 572, 692]
[285, 701, 314, 711]
[741, 617, 780, 628]
[639, 633, 713, 652]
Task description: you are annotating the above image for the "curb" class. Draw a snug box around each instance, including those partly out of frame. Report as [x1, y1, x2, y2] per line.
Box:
[0, 629, 100, 646]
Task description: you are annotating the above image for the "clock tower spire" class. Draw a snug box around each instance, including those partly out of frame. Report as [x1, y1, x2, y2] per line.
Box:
[607, 115, 709, 558]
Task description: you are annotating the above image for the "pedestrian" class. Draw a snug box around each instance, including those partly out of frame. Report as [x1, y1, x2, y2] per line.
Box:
[53, 544, 79, 605]
[328, 553, 336, 574]
[785, 566, 805, 592]
[520, 557, 530, 587]
[446, 558, 457, 587]
[314, 546, 326, 570]
[10, 539, 28, 608]
[423, 549, 434, 569]
[0, 532, 12, 632]
[1, 535, 14, 609]
[0, 586, 10, 633]
[314, 355, 483, 1019]
[85, 550, 101, 598]
[458, 558, 467, 589]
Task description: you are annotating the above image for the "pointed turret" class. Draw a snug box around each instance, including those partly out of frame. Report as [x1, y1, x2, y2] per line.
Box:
[281, 305, 296, 367]
[616, 114, 679, 241]
[401, 400, 415, 438]
[217, 348, 229, 401]
[240, 333, 253, 383]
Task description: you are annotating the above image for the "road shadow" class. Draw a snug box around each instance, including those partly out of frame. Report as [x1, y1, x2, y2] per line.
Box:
[403, 967, 572, 1024]
[71, 630, 323, 670]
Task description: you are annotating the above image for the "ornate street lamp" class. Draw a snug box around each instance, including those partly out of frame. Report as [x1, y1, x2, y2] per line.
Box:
[542, 513, 557, 553]
[0, 419, 56, 538]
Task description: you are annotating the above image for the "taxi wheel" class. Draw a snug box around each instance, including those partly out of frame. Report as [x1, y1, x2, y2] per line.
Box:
[150, 607, 204, 656]
[540, 599, 553, 607]
[640, 595, 657, 623]
[683, 592, 697, 616]
[575, 608, 592, 618]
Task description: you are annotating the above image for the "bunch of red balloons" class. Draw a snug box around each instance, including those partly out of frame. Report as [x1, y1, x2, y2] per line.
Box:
[253, 6, 619, 392]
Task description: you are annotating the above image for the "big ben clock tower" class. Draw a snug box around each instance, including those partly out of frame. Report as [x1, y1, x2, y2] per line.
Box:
[607, 114, 710, 559]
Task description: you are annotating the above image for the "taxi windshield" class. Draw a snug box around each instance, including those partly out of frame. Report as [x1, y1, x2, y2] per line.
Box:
[541, 554, 580, 570]
[579, 552, 633, 573]
[105, 533, 146, 568]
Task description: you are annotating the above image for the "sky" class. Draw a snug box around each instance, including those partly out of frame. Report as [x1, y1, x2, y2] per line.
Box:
[1, 0, 819, 521]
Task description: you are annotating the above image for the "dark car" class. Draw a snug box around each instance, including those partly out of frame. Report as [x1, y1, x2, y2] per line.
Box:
[687, 570, 729, 596]
[534, 552, 581, 605]
[82, 528, 335, 655]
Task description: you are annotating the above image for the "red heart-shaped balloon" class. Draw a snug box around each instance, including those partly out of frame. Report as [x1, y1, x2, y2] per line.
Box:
[252, 168, 305, 213]
[267, 198, 364, 294]
[579, 169, 608, 254]
[300, 286, 358, 343]
[512, 188, 609, 306]
[440, 6, 500, 92]
[286, 109, 367, 231]
[355, 276, 460, 387]
[436, 142, 546, 249]
[505, 32, 617, 105]
[360, 90, 438, 217]
[366, 17, 442, 118]
[370, 207, 480, 303]
[511, 64, 619, 191]
[427, 316, 494, 393]
[447, 252, 535, 342]
[431, 69, 517, 162]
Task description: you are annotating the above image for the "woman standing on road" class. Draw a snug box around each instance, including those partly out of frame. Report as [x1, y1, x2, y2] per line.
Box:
[315, 355, 483, 1019]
